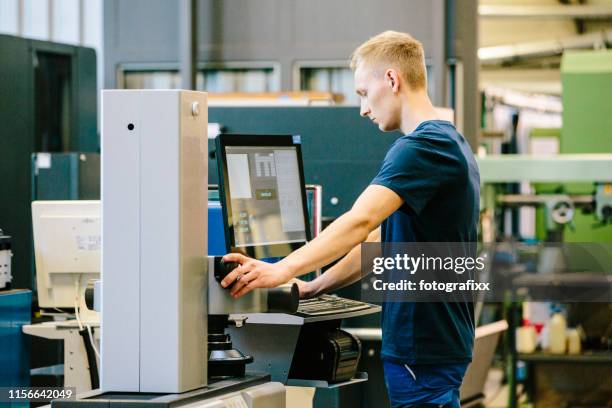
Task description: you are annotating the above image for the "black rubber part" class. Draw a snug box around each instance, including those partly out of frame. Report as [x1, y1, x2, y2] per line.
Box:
[78, 328, 99, 389]
[267, 282, 299, 313]
[85, 287, 95, 310]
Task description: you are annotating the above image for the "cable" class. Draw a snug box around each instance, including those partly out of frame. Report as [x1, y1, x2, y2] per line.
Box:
[86, 324, 101, 360]
[73, 274, 100, 359]
[74, 276, 84, 331]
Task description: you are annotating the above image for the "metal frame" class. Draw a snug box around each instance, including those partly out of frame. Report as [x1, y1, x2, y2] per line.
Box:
[479, 4, 612, 19]
[479, 30, 612, 64]
[179, 0, 197, 90]
[477, 154, 612, 183]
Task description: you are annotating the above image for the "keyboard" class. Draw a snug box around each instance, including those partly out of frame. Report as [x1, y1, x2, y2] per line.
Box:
[296, 294, 371, 317]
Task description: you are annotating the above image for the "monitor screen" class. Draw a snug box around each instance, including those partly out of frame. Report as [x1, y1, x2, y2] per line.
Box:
[216, 134, 311, 259]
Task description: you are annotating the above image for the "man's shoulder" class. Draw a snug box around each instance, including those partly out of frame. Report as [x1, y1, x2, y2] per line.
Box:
[383, 137, 421, 164]
[387, 126, 457, 159]
[410, 121, 459, 141]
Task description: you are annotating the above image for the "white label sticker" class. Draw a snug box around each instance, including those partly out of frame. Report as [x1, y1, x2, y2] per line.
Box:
[208, 123, 222, 139]
[76, 235, 101, 251]
[37, 153, 52, 169]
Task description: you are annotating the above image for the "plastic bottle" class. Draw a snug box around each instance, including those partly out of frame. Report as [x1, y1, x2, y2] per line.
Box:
[549, 312, 567, 354]
[567, 328, 581, 355]
[516, 326, 537, 353]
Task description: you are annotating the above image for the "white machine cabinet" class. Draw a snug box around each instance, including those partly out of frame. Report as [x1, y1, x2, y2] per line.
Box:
[101, 90, 208, 393]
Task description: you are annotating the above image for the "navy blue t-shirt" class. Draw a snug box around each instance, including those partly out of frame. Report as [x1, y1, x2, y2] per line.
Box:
[371, 120, 480, 364]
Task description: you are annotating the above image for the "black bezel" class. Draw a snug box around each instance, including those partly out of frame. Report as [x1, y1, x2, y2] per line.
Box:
[215, 134, 312, 258]
[0, 234, 11, 251]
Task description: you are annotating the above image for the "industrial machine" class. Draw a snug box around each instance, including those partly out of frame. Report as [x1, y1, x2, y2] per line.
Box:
[42, 90, 378, 408]
[476, 154, 612, 408]
[213, 134, 375, 395]
[0, 229, 12, 290]
[97, 89, 286, 405]
[477, 154, 612, 242]
[0, 34, 97, 293]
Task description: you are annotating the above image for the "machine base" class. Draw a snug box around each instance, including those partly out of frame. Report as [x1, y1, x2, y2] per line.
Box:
[51, 374, 283, 408]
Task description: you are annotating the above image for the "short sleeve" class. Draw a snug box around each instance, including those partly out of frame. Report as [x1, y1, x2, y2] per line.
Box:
[371, 139, 459, 214]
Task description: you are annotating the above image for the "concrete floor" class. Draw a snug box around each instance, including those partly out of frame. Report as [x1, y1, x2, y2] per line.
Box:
[482, 367, 510, 407]
[482, 367, 530, 408]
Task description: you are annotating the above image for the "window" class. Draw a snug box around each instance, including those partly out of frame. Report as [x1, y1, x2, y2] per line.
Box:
[201, 67, 278, 93]
[299, 66, 356, 104]
[119, 63, 279, 93]
[296, 62, 435, 105]
[123, 70, 181, 89]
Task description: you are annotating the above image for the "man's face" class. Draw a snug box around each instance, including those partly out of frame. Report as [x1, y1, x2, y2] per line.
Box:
[354, 63, 401, 132]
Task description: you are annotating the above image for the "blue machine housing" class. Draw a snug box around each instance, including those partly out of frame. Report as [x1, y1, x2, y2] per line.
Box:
[208, 201, 227, 257]
[0, 289, 31, 391]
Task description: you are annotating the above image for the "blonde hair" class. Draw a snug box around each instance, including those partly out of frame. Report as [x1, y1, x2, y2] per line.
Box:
[350, 31, 427, 91]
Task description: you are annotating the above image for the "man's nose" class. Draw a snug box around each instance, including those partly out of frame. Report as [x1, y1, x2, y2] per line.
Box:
[360, 102, 370, 117]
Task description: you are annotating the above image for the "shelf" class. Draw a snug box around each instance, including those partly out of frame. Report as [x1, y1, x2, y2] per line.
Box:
[518, 351, 612, 363]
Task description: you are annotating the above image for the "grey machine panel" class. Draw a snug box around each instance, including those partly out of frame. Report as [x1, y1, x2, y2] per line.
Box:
[227, 305, 381, 384]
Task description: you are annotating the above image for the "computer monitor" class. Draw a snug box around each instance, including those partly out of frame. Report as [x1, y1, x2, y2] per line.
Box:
[32, 200, 100, 310]
[216, 134, 311, 259]
[305, 184, 322, 240]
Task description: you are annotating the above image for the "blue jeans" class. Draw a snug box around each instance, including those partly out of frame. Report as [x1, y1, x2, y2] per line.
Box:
[383, 361, 467, 408]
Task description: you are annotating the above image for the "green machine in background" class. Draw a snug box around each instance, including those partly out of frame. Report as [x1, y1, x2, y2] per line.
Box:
[476, 52, 612, 407]
[560, 50, 612, 242]
[562, 50, 612, 155]
[509, 51, 612, 242]
[0, 35, 98, 293]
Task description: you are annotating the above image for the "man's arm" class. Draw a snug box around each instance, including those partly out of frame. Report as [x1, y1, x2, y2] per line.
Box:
[222, 185, 402, 297]
[299, 226, 380, 298]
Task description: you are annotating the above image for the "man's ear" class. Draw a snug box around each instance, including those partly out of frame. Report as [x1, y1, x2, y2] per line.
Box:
[385, 69, 400, 94]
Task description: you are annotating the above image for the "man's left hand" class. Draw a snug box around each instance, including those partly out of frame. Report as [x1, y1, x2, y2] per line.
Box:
[221, 253, 293, 298]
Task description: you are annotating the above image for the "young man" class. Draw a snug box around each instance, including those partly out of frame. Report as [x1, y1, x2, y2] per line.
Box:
[221, 31, 480, 407]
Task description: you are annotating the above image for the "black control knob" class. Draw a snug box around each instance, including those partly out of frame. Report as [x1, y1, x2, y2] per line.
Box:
[267, 283, 299, 313]
[214, 256, 240, 287]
